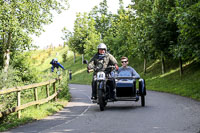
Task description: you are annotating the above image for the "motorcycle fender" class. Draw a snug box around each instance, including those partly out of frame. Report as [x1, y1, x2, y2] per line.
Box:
[98, 81, 104, 90]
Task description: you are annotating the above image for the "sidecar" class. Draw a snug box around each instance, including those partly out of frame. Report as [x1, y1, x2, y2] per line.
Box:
[115, 76, 146, 106]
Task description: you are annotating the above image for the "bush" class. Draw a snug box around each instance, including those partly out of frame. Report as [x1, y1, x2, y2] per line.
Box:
[62, 53, 67, 62]
[11, 52, 41, 83]
[0, 67, 21, 111]
[0, 52, 41, 112]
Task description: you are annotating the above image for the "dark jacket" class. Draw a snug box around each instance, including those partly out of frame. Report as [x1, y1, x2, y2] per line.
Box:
[87, 52, 118, 70]
[50, 59, 64, 70]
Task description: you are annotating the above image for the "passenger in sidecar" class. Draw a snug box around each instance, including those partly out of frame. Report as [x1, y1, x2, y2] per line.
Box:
[113, 56, 146, 106]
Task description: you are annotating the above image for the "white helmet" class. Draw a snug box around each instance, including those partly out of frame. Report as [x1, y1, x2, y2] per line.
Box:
[54, 58, 58, 62]
[97, 43, 107, 51]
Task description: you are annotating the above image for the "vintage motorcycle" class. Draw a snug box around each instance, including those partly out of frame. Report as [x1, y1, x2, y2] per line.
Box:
[84, 61, 146, 111]
[86, 61, 115, 111]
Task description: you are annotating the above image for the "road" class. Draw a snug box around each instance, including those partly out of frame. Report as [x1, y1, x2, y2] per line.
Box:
[5, 84, 200, 133]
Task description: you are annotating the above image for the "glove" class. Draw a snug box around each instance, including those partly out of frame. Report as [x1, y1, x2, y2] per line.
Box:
[115, 64, 119, 71]
[87, 69, 90, 73]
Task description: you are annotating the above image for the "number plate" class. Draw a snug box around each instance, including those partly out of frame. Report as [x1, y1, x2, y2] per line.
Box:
[97, 72, 106, 80]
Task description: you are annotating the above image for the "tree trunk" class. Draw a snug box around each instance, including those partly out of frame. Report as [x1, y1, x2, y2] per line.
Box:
[3, 49, 10, 73]
[179, 57, 183, 77]
[73, 51, 76, 63]
[144, 58, 147, 74]
[161, 51, 165, 74]
[3, 32, 12, 73]
[82, 54, 84, 64]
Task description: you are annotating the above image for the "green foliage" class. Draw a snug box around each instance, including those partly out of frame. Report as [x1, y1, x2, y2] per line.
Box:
[0, 46, 70, 131]
[11, 52, 40, 83]
[132, 0, 155, 61]
[68, 12, 89, 55]
[0, 67, 22, 88]
[91, 0, 111, 39]
[62, 53, 67, 62]
[0, 0, 69, 72]
[0, 67, 20, 111]
[104, 12, 134, 59]
[149, 0, 177, 56]
[0, 51, 41, 112]
[173, 0, 200, 59]
[62, 0, 199, 74]
[0, 0, 70, 128]
[84, 18, 101, 57]
[58, 74, 70, 100]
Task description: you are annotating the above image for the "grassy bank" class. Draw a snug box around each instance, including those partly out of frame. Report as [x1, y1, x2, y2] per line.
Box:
[67, 55, 200, 101]
[0, 46, 70, 132]
[144, 60, 200, 100]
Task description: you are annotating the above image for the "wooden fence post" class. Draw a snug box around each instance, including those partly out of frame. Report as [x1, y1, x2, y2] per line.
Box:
[17, 91, 21, 119]
[34, 87, 39, 109]
[53, 83, 57, 101]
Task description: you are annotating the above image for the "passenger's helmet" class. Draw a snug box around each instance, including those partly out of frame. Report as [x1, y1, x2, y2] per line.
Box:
[97, 43, 107, 51]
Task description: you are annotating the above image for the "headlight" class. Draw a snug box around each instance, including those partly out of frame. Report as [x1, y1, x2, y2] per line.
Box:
[96, 63, 103, 70]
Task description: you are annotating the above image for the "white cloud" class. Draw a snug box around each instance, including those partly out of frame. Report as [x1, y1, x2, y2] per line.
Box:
[32, 0, 131, 49]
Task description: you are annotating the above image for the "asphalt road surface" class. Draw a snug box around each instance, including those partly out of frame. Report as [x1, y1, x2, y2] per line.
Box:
[5, 84, 200, 133]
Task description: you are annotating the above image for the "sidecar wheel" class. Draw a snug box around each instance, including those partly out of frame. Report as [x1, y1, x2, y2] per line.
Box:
[141, 95, 145, 107]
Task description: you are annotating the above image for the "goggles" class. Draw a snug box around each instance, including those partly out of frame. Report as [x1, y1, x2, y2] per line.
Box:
[121, 61, 128, 63]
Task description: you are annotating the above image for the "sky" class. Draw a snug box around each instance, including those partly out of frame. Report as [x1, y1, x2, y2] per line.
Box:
[32, 0, 132, 49]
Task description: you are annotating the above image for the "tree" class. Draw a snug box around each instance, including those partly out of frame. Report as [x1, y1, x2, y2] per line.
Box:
[130, 0, 155, 74]
[68, 34, 77, 63]
[84, 18, 101, 57]
[102, 0, 135, 59]
[61, 27, 72, 47]
[168, 0, 200, 76]
[174, 0, 200, 59]
[150, 0, 177, 74]
[0, 0, 68, 72]
[89, 0, 112, 39]
[71, 12, 89, 63]
[104, 12, 134, 59]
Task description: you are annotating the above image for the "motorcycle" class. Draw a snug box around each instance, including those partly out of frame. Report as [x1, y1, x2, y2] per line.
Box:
[84, 60, 146, 111]
[85, 60, 116, 111]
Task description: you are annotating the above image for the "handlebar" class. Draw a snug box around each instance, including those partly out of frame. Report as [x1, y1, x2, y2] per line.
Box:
[87, 65, 116, 73]
[88, 69, 94, 73]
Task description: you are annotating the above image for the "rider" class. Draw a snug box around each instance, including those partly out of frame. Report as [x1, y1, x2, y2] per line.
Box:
[50, 58, 65, 72]
[118, 56, 140, 78]
[87, 43, 119, 100]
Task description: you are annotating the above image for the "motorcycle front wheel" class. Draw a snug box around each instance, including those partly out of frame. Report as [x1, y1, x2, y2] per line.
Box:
[98, 81, 106, 111]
